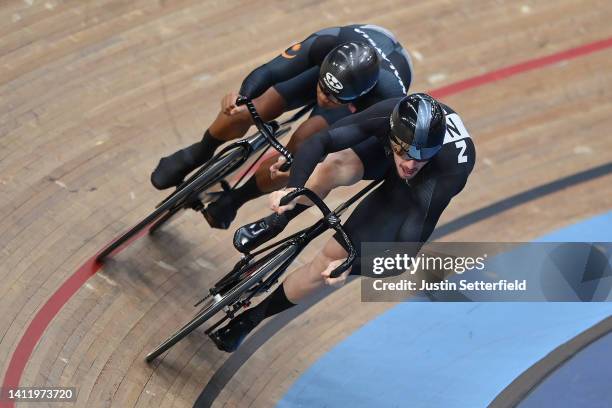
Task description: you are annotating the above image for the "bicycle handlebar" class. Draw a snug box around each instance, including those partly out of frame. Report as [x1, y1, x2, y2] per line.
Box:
[235, 96, 293, 172]
[279, 188, 357, 278]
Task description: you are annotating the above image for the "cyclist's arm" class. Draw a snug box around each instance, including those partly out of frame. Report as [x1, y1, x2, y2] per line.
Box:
[239, 34, 338, 99]
[287, 124, 389, 188]
[286, 101, 398, 188]
[286, 124, 367, 188]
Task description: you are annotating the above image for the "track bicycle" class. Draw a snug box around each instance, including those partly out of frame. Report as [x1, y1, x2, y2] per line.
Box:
[96, 98, 313, 262]
[145, 179, 382, 362]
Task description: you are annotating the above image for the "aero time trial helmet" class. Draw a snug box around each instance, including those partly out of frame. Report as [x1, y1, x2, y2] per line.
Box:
[318, 42, 380, 103]
[389, 93, 447, 161]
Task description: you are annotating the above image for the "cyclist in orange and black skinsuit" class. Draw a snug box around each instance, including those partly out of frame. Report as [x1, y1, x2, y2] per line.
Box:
[150, 24, 413, 229]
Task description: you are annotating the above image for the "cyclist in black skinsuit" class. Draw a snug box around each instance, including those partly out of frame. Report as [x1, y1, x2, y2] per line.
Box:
[150, 24, 413, 228]
[210, 93, 476, 352]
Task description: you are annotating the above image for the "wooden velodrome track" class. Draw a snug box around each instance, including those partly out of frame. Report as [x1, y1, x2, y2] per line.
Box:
[1, 0, 611, 407]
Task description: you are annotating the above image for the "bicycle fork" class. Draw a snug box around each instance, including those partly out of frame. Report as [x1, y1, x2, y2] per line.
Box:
[203, 243, 302, 335]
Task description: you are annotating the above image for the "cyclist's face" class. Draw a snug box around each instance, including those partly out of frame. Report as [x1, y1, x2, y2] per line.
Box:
[316, 82, 344, 109]
[392, 152, 428, 180]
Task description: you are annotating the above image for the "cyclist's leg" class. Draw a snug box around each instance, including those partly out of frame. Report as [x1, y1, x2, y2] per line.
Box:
[208, 87, 286, 141]
[282, 237, 350, 300]
[219, 113, 330, 212]
[209, 237, 348, 353]
[212, 178, 396, 352]
[307, 149, 365, 196]
[277, 147, 366, 224]
[214, 180, 394, 351]
[253, 179, 404, 313]
[336, 169, 472, 275]
[279, 176, 413, 299]
[150, 87, 286, 190]
[296, 135, 390, 206]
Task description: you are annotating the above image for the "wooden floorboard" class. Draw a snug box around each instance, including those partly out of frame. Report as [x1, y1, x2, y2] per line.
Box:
[1, 0, 611, 407]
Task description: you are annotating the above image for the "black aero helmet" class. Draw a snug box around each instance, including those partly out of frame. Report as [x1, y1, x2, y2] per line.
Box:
[318, 42, 380, 103]
[389, 93, 447, 161]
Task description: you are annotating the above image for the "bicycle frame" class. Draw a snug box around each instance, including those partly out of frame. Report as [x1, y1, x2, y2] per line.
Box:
[211, 179, 384, 302]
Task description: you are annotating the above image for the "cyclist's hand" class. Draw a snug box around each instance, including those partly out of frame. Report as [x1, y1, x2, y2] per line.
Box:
[321, 259, 351, 287]
[269, 188, 297, 214]
[270, 156, 289, 180]
[221, 92, 246, 116]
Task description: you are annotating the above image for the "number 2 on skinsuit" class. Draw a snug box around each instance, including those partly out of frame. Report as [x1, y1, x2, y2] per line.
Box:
[455, 140, 468, 163]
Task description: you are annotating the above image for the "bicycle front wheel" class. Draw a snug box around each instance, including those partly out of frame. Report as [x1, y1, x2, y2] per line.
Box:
[97, 146, 248, 262]
[145, 244, 298, 362]
[96, 205, 172, 263]
[148, 205, 182, 235]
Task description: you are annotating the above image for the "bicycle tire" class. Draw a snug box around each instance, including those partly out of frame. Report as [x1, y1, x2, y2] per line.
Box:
[96, 207, 170, 263]
[153, 122, 292, 210]
[148, 206, 182, 235]
[146, 122, 296, 235]
[96, 146, 248, 262]
[148, 146, 250, 235]
[145, 245, 297, 362]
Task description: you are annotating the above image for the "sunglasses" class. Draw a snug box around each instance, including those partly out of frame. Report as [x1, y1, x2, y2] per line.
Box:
[389, 138, 434, 162]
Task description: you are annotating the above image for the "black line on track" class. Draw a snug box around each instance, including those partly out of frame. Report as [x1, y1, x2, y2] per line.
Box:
[489, 316, 612, 407]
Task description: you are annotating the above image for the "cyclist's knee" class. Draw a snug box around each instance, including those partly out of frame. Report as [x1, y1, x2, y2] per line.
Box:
[284, 239, 349, 299]
[209, 87, 285, 140]
[311, 238, 349, 276]
[309, 158, 341, 192]
[321, 151, 345, 176]
[285, 115, 329, 152]
[209, 109, 251, 140]
[317, 239, 352, 285]
[310, 250, 334, 275]
[252, 87, 286, 121]
[310, 150, 363, 190]
[322, 237, 349, 261]
[300, 250, 330, 285]
[226, 110, 252, 128]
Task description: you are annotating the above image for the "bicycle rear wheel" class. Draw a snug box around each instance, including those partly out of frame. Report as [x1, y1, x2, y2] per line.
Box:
[145, 244, 297, 362]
